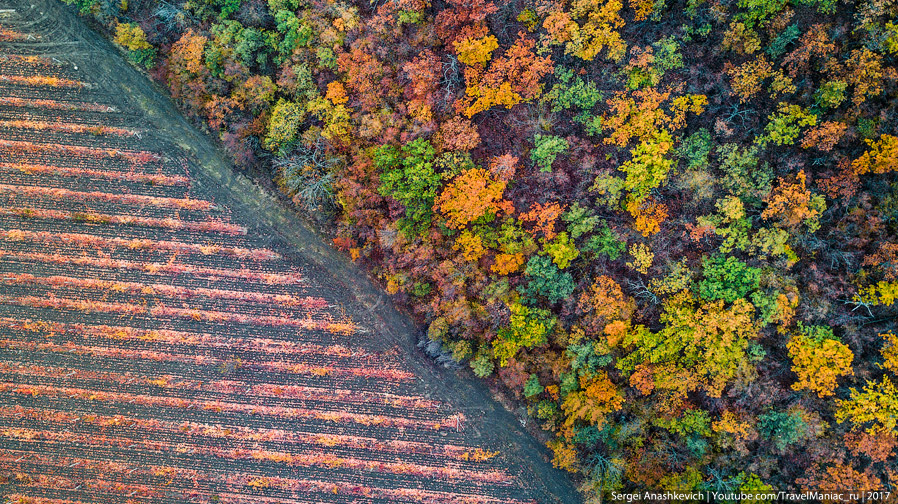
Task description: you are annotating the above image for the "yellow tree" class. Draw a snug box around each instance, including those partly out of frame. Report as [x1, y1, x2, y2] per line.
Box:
[787, 327, 854, 397]
[114, 22, 152, 51]
[836, 376, 898, 434]
[618, 292, 759, 398]
[454, 34, 499, 66]
[542, 0, 627, 62]
[852, 134, 898, 175]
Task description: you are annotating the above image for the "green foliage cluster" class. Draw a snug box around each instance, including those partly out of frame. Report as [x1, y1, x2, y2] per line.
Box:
[757, 410, 810, 451]
[522, 255, 575, 303]
[375, 139, 442, 236]
[545, 67, 604, 135]
[493, 302, 556, 366]
[697, 254, 761, 303]
[530, 134, 570, 172]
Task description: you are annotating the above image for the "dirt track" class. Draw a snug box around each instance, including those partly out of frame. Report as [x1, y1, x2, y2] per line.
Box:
[0, 1, 581, 502]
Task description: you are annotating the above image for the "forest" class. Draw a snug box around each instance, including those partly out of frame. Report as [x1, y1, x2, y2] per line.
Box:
[62, 0, 898, 498]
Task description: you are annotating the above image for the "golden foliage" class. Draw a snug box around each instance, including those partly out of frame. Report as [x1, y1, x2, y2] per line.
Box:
[454, 34, 499, 66]
[721, 21, 761, 55]
[713, 410, 756, 441]
[561, 372, 623, 428]
[659, 294, 759, 397]
[114, 22, 152, 51]
[627, 197, 668, 236]
[629, 0, 655, 20]
[626, 242, 653, 274]
[845, 48, 883, 106]
[326, 81, 349, 105]
[547, 439, 579, 472]
[787, 333, 854, 397]
[726, 57, 773, 102]
[836, 375, 898, 434]
[603, 88, 706, 147]
[491, 252, 525, 274]
[454, 230, 486, 261]
[852, 134, 898, 175]
[882, 331, 898, 373]
[543, 0, 626, 61]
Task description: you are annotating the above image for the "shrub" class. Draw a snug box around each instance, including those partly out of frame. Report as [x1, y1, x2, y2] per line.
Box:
[531, 134, 570, 172]
[114, 23, 156, 68]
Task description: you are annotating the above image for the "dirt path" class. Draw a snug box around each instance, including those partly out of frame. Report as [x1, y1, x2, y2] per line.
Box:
[0, 1, 582, 502]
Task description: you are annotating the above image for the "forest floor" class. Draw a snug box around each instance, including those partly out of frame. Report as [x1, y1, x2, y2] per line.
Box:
[0, 0, 580, 502]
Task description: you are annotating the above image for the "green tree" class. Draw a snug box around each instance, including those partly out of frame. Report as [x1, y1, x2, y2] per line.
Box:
[677, 128, 712, 171]
[493, 302, 556, 365]
[584, 222, 626, 260]
[524, 374, 544, 397]
[756, 103, 817, 148]
[757, 409, 810, 451]
[376, 139, 442, 237]
[263, 99, 307, 154]
[717, 143, 772, 202]
[697, 254, 761, 303]
[531, 134, 570, 172]
[522, 255, 576, 303]
[737, 0, 789, 28]
[562, 202, 600, 239]
[471, 344, 496, 377]
[274, 10, 315, 61]
[544, 66, 603, 134]
[186, 0, 241, 20]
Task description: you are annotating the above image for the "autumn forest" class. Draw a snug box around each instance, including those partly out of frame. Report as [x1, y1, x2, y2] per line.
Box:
[61, 0, 898, 497]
